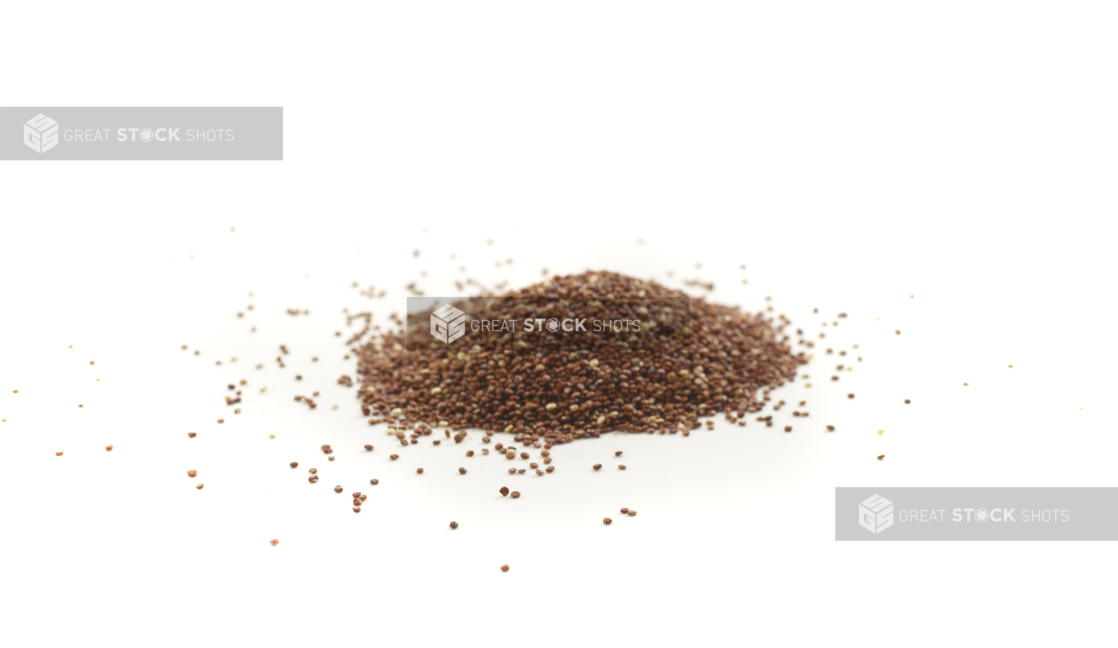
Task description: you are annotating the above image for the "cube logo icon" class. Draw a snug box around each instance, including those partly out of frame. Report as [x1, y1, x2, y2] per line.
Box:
[859, 494, 894, 534]
[430, 304, 466, 344]
[24, 114, 59, 154]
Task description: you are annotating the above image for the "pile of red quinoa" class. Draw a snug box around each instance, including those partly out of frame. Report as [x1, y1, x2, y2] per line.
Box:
[357, 271, 805, 445]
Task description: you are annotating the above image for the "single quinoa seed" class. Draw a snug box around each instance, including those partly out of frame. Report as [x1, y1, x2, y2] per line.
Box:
[334, 486, 343, 493]
[187, 470, 198, 478]
[290, 462, 298, 468]
[618, 465, 626, 470]
[603, 518, 613, 525]
[105, 445, 113, 452]
[500, 487, 510, 496]
[188, 432, 197, 438]
[449, 521, 459, 529]
[593, 464, 602, 470]
[369, 479, 379, 485]
[196, 483, 204, 490]
[269, 539, 279, 546]
[511, 491, 521, 499]
[458, 467, 467, 474]
[501, 564, 509, 572]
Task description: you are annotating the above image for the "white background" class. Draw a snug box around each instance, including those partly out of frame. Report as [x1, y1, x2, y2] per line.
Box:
[2, 2, 1117, 646]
